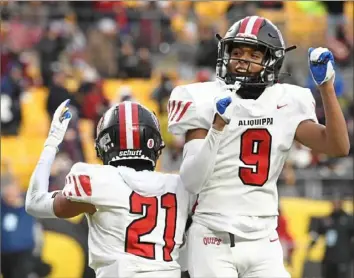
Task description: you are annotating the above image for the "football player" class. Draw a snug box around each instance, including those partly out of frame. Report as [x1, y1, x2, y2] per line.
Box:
[168, 16, 349, 277]
[26, 100, 194, 278]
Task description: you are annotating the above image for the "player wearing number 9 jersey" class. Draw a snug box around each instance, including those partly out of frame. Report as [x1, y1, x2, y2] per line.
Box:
[26, 100, 195, 278]
[168, 16, 349, 278]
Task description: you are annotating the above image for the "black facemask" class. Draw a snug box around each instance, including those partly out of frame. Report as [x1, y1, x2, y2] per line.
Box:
[224, 72, 267, 100]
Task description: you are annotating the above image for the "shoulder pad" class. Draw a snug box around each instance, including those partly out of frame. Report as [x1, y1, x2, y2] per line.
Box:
[284, 84, 317, 118]
[62, 163, 94, 203]
[62, 163, 127, 206]
[168, 83, 214, 135]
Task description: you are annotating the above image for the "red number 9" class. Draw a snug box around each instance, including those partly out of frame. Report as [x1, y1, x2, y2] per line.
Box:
[239, 129, 272, 186]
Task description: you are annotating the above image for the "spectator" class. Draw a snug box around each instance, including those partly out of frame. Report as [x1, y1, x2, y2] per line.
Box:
[86, 18, 118, 78]
[151, 74, 174, 115]
[61, 106, 86, 163]
[136, 1, 172, 50]
[225, 1, 258, 24]
[46, 67, 86, 162]
[114, 3, 130, 35]
[62, 13, 87, 56]
[0, 44, 21, 78]
[117, 40, 140, 78]
[46, 67, 78, 118]
[46, 68, 85, 162]
[49, 152, 74, 192]
[158, 97, 184, 173]
[69, 1, 95, 33]
[116, 85, 135, 103]
[322, 2, 349, 41]
[136, 47, 152, 78]
[1, 64, 26, 136]
[322, 1, 353, 67]
[307, 198, 354, 278]
[258, 1, 284, 10]
[77, 69, 110, 140]
[194, 23, 218, 70]
[5, 11, 43, 54]
[36, 21, 67, 87]
[77, 69, 107, 120]
[1, 174, 51, 278]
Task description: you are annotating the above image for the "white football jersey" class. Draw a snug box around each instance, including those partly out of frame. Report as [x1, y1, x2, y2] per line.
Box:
[168, 80, 318, 238]
[62, 162, 194, 273]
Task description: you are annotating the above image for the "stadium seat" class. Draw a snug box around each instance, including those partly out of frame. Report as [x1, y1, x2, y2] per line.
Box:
[194, 1, 230, 22]
[103, 79, 158, 103]
[21, 88, 49, 137]
[1, 136, 45, 189]
[284, 2, 327, 47]
[78, 119, 100, 165]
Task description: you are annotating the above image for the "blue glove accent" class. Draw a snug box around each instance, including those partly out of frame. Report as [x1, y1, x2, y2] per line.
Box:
[216, 97, 232, 115]
[59, 100, 72, 123]
[308, 47, 335, 85]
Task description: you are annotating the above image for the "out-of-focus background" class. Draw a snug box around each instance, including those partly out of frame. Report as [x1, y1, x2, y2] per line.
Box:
[0, 1, 353, 278]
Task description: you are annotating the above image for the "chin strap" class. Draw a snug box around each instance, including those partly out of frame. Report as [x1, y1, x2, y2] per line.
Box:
[223, 81, 241, 93]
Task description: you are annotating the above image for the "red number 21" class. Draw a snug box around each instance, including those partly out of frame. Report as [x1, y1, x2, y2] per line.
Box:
[125, 192, 177, 261]
[239, 129, 272, 186]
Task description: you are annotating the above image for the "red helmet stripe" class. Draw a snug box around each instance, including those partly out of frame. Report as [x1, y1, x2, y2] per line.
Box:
[119, 103, 127, 149]
[239, 16, 250, 33]
[251, 17, 264, 36]
[131, 102, 141, 149]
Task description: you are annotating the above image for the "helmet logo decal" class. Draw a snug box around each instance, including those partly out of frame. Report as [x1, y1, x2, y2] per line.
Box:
[236, 33, 257, 40]
[147, 138, 155, 149]
[119, 150, 142, 157]
[99, 133, 112, 152]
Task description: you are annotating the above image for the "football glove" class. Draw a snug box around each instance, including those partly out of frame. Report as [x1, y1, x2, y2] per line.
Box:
[44, 99, 72, 149]
[214, 83, 240, 124]
[308, 47, 335, 86]
[214, 93, 235, 125]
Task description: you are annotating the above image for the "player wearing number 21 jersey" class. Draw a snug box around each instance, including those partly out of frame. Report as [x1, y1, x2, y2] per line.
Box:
[168, 16, 349, 278]
[26, 100, 194, 278]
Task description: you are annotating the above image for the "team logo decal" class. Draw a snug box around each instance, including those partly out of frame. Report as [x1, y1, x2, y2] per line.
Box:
[147, 138, 154, 149]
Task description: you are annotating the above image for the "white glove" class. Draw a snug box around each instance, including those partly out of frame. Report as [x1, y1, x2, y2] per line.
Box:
[44, 99, 72, 149]
[308, 47, 335, 86]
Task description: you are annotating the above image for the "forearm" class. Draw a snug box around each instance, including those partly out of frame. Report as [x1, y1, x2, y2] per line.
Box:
[180, 127, 224, 194]
[319, 83, 350, 155]
[25, 146, 59, 218]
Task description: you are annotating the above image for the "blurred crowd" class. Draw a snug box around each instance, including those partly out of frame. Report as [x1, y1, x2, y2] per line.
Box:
[1, 1, 352, 189]
[0, 1, 353, 277]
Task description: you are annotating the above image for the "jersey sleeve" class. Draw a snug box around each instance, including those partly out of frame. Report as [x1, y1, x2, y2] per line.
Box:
[167, 85, 211, 135]
[62, 162, 94, 204]
[63, 163, 129, 207]
[294, 88, 318, 125]
[285, 87, 319, 146]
